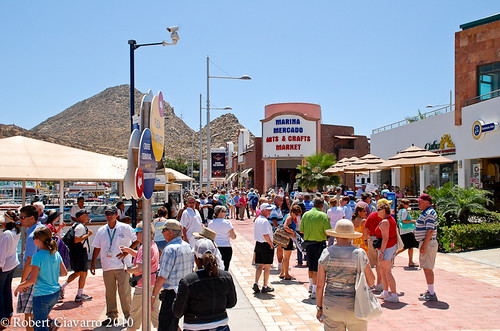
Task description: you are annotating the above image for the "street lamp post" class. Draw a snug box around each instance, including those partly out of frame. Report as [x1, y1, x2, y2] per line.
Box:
[128, 27, 179, 226]
[199, 93, 231, 191]
[426, 90, 453, 112]
[206, 56, 251, 191]
[128, 26, 179, 331]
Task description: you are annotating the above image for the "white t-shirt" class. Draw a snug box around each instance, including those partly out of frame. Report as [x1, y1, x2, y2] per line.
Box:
[74, 223, 86, 237]
[327, 207, 345, 229]
[180, 208, 203, 247]
[0, 229, 20, 272]
[254, 215, 273, 243]
[92, 221, 137, 271]
[208, 218, 234, 247]
[70, 205, 85, 218]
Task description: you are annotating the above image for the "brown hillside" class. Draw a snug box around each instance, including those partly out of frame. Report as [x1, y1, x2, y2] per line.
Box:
[25, 85, 254, 161]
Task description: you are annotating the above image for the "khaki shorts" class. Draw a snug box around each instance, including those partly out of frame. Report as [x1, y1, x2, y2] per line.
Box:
[367, 237, 379, 268]
[419, 239, 438, 269]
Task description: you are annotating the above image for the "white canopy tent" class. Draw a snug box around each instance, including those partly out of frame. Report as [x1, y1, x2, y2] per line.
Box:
[0, 136, 127, 208]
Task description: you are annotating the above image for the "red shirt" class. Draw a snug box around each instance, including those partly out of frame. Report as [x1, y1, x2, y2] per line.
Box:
[364, 212, 382, 236]
[375, 216, 397, 248]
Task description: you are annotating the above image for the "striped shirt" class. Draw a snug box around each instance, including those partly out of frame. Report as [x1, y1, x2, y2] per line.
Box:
[414, 207, 438, 242]
[158, 237, 194, 290]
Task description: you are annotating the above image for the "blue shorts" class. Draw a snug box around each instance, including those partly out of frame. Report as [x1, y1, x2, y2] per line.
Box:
[380, 244, 397, 261]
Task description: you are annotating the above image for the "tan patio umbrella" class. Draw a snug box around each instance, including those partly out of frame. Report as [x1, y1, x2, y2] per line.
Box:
[378, 145, 454, 195]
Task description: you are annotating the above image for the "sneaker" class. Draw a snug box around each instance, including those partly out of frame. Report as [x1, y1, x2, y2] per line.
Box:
[375, 293, 388, 299]
[373, 283, 384, 292]
[384, 294, 399, 303]
[261, 286, 274, 293]
[252, 283, 260, 293]
[418, 290, 438, 302]
[310, 292, 316, 299]
[75, 294, 93, 302]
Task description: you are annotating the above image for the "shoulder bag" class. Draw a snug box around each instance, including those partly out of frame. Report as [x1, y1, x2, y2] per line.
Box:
[354, 248, 383, 321]
[272, 225, 292, 248]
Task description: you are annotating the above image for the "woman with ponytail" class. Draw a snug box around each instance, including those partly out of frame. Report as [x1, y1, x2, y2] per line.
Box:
[173, 238, 237, 331]
[15, 226, 67, 331]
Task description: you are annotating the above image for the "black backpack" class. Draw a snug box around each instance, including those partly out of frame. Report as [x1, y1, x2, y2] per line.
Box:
[62, 223, 78, 250]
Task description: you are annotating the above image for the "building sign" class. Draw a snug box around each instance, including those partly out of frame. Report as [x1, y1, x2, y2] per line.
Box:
[472, 119, 499, 140]
[262, 114, 317, 158]
[471, 163, 481, 188]
[211, 151, 226, 178]
[424, 133, 456, 155]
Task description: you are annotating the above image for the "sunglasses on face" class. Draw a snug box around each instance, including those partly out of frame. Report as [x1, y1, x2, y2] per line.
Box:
[105, 212, 115, 216]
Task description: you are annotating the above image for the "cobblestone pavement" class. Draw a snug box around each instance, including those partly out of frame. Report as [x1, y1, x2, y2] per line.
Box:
[229, 216, 500, 331]
[6, 217, 500, 330]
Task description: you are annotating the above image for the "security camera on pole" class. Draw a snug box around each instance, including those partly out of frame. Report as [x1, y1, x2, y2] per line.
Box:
[124, 90, 164, 331]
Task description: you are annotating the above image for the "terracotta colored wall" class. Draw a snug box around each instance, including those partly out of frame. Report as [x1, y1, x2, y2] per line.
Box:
[320, 124, 370, 161]
[265, 103, 321, 120]
[455, 20, 500, 125]
[253, 137, 265, 193]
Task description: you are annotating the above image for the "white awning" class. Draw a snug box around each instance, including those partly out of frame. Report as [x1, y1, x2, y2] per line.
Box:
[240, 168, 253, 177]
[164, 168, 195, 182]
[0, 136, 127, 181]
[225, 172, 238, 181]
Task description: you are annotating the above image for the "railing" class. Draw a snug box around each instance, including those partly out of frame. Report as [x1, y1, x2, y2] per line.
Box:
[464, 89, 500, 106]
[372, 104, 453, 134]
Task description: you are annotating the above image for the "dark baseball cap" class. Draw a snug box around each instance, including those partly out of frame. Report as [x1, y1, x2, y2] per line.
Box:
[104, 206, 118, 214]
[75, 209, 90, 219]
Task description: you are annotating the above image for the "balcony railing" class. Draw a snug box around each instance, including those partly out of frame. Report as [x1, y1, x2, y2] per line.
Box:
[464, 89, 500, 106]
[372, 104, 453, 134]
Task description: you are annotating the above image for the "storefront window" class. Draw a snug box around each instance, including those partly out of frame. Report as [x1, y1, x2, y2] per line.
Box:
[478, 62, 500, 100]
[429, 162, 457, 188]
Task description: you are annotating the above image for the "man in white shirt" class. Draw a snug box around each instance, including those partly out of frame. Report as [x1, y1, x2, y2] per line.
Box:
[180, 196, 203, 248]
[326, 199, 345, 246]
[70, 197, 85, 222]
[90, 206, 139, 326]
[253, 203, 275, 294]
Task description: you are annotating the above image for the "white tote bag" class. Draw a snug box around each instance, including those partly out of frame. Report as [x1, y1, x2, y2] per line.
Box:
[354, 248, 383, 321]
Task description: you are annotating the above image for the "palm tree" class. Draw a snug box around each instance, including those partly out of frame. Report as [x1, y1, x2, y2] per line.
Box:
[429, 184, 493, 226]
[295, 153, 341, 191]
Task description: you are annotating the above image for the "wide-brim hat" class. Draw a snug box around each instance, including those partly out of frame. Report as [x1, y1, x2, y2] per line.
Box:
[193, 227, 216, 242]
[46, 210, 62, 224]
[326, 219, 362, 239]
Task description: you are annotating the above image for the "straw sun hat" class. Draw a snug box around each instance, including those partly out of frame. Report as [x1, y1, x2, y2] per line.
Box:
[326, 219, 362, 239]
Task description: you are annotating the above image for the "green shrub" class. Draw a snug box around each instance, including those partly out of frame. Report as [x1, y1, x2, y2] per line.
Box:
[437, 222, 500, 252]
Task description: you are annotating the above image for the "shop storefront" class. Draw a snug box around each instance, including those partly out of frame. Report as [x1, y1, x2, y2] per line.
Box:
[261, 103, 321, 191]
[371, 96, 500, 207]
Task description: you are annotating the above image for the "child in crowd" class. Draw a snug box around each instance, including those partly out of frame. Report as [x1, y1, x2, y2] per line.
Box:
[15, 227, 67, 331]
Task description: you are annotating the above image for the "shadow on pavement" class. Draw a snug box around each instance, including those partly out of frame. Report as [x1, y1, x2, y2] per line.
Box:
[253, 293, 275, 300]
[403, 266, 420, 271]
[301, 298, 316, 305]
[380, 302, 408, 310]
[423, 301, 450, 310]
[52, 301, 83, 311]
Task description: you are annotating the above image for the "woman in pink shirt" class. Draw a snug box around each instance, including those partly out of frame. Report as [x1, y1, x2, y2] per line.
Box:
[121, 222, 160, 330]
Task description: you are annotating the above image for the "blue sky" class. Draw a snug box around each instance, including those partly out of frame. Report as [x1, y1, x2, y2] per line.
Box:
[1, 1, 499, 139]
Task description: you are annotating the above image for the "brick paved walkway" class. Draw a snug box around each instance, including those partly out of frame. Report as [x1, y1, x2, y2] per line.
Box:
[6, 216, 500, 330]
[229, 216, 500, 331]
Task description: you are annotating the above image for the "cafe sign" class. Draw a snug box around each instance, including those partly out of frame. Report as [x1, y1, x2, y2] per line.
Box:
[424, 133, 456, 156]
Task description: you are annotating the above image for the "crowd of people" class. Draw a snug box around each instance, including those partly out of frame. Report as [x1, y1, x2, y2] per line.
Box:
[0, 184, 439, 331]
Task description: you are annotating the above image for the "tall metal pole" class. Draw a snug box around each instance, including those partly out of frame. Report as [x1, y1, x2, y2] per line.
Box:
[191, 132, 194, 190]
[199, 94, 203, 190]
[128, 40, 137, 228]
[206, 56, 211, 192]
